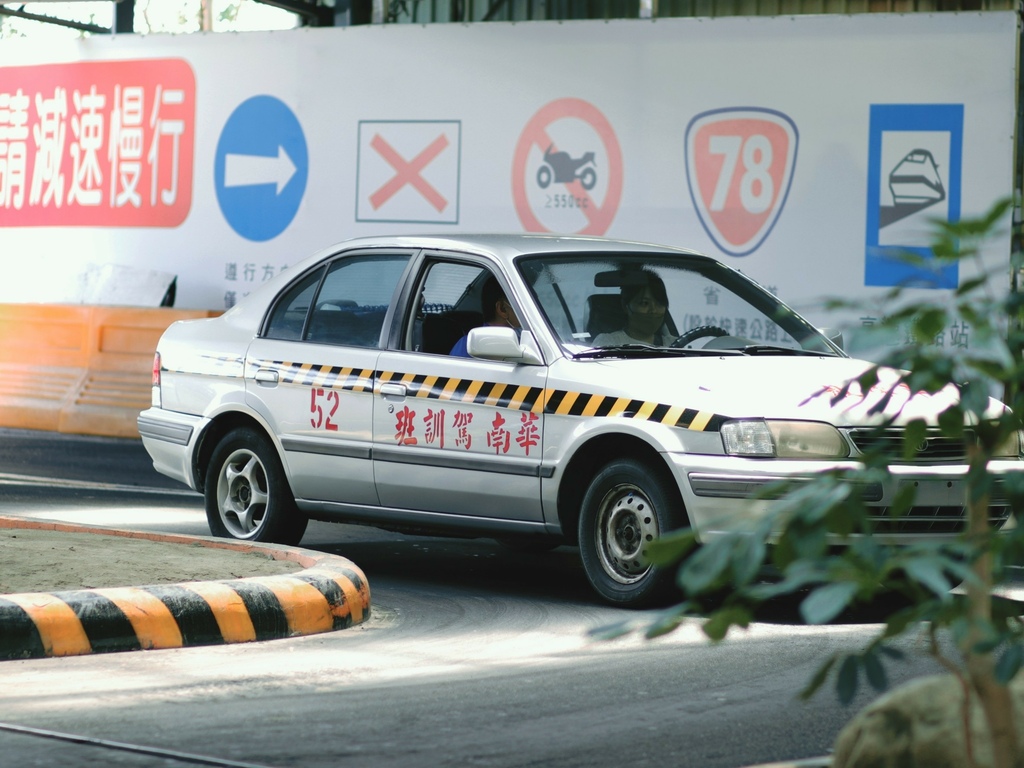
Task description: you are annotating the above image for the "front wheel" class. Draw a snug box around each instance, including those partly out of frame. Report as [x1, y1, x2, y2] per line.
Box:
[578, 458, 686, 607]
[204, 426, 308, 545]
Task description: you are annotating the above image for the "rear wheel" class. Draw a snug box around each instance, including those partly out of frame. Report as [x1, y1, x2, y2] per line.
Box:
[204, 426, 308, 545]
[578, 457, 685, 607]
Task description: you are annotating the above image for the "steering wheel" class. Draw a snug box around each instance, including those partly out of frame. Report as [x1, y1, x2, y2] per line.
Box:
[670, 325, 729, 348]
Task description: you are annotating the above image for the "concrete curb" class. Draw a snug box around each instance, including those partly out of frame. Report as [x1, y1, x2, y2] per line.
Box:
[0, 517, 371, 660]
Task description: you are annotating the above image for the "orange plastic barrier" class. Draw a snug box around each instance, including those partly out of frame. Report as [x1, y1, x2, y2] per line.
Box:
[0, 305, 219, 438]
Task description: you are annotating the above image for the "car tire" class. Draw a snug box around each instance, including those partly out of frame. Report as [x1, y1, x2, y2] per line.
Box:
[204, 426, 308, 545]
[578, 457, 686, 608]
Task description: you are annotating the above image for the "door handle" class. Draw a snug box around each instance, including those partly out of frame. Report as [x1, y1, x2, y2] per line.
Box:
[254, 369, 279, 386]
[379, 383, 407, 398]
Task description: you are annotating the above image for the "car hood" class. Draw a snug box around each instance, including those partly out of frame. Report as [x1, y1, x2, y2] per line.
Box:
[567, 354, 974, 427]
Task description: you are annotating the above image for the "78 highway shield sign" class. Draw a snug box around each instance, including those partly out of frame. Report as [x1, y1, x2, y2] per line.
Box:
[685, 108, 798, 257]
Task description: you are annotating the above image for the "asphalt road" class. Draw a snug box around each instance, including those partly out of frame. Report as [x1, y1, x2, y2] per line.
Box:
[0, 427, 944, 768]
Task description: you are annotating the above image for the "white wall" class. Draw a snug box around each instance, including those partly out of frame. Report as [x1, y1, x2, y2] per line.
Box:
[0, 13, 1017, 350]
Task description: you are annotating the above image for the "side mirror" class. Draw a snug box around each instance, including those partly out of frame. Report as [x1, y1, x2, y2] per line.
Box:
[467, 327, 543, 365]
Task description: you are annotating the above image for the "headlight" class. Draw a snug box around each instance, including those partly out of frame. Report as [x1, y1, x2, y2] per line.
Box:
[721, 419, 849, 458]
[993, 429, 1024, 458]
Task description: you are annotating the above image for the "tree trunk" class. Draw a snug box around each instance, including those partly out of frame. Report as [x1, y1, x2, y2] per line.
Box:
[963, 446, 1021, 768]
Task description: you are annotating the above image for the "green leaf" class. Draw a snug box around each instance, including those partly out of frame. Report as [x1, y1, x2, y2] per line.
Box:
[903, 558, 952, 598]
[730, 533, 767, 585]
[644, 605, 691, 640]
[889, 483, 917, 520]
[982, 196, 1014, 228]
[837, 655, 860, 705]
[995, 643, 1024, 684]
[957, 276, 989, 296]
[679, 540, 732, 595]
[903, 420, 927, 461]
[646, 528, 698, 566]
[938, 406, 965, 438]
[856, 369, 881, 399]
[913, 308, 947, 343]
[970, 626, 1004, 655]
[785, 480, 852, 526]
[800, 656, 838, 700]
[747, 565, 823, 601]
[801, 581, 858, 625]
[702, 606, 752, 642]
[862, 649, 888, 692]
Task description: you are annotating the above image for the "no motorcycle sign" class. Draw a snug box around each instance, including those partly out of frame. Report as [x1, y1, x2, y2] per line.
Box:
[512, 98, 623, 236]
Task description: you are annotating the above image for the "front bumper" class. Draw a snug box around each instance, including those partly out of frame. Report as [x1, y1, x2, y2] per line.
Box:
[668, 452, 1022, 543]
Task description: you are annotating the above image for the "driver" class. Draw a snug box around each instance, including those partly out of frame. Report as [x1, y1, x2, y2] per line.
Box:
[593, 271, 670, 346]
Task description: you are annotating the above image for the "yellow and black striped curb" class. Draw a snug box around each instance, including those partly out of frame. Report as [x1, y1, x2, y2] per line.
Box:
[0, 518, 370, 661]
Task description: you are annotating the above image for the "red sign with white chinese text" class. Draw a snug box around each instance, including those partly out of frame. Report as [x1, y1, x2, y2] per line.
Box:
[0, 59, 195, 228]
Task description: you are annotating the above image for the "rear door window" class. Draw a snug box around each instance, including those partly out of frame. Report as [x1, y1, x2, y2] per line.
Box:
[263, 255, 410, 347]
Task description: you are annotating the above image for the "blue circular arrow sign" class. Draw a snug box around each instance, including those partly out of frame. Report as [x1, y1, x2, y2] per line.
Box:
[215, 95, 308, 242]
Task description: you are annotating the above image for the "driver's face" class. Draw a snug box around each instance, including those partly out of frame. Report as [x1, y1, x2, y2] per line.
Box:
[627, 286, 666, 334]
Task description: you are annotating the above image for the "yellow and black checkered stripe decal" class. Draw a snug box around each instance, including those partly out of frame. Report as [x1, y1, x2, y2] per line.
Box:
[378, 370, 548, 414]
[265, 361, 375, 392]
[544, 388, 724, 432]
[251, 359, 727, 433]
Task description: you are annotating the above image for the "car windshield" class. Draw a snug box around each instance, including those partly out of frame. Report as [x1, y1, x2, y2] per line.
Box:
[516, 253, 840, 358]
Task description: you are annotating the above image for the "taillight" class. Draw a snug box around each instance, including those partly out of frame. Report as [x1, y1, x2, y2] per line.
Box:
[151, 352, 162, 408]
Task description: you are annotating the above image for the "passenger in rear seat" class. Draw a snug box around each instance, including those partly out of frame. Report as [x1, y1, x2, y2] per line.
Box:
[449, 275, 521, 358]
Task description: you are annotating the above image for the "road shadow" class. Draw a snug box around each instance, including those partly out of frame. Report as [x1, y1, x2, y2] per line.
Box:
[307, 529, 1024, 629]
[310, 533, 598, 605]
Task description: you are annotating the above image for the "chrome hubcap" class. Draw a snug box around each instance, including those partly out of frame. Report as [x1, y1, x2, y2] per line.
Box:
[596, 483, 659, 584]
[217, 448, 269, 539]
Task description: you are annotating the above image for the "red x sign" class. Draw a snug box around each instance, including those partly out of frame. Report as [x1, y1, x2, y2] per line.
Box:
[369, 133, 449, 212]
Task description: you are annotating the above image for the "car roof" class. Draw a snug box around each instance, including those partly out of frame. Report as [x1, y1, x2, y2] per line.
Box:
[316, 233, 711, 268]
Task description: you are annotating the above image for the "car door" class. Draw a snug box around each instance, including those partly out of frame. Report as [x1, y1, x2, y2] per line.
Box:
[246, 249, 413, 506]
[372, 255, 547, 522]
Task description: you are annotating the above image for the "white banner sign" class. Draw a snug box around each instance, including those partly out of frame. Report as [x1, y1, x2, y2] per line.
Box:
[0, 13, 1017, 351]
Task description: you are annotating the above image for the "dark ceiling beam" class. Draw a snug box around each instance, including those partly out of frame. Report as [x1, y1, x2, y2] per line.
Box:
[114, 0, 134, 33]
[0, 5, 111, 34]
[253, 0, 334, 25]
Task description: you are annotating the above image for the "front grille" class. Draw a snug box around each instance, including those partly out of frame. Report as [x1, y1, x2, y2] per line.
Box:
[847, 428, 969, 463]
[868, 504, 1011, 535]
